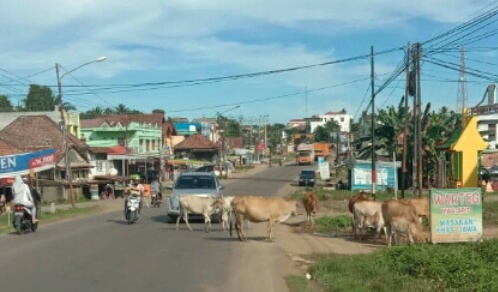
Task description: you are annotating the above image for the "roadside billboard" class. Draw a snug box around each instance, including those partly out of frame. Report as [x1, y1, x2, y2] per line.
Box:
[318, 157, 330, 180]
[0, 148, 56, 179]
[430, 188, 483, 243]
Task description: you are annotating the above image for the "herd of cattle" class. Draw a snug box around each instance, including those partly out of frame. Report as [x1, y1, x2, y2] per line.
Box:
[350, 191, 430, 246]
[174, 191, 430, 246]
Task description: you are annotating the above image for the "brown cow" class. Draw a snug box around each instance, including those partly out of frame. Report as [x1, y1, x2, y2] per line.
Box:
[302, 192, 318, 226]
[381, 199, 424, 246]
[388, 215, 425, 247]
[229, 196, 297, 242]
[348, 191, 374, 213]
[400, 197, 430, 222]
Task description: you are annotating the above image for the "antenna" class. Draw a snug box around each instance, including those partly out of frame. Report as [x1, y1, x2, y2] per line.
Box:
[457, 46, 468, 113]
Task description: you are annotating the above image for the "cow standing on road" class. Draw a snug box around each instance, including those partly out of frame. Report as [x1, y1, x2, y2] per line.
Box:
[229, 196, 297, 242]
[302, 192, 318, 226]
[176, 195, 227, 233]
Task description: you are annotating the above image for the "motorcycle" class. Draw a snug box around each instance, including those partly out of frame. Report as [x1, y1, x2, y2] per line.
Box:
[12, 204, 38, 235]
[151, 192, 163, 208]
[125, 194, 141, 224]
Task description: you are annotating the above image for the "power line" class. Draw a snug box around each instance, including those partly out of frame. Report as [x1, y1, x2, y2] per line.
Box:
[59, 65, 115, 108]
[167, 77, 370, 113]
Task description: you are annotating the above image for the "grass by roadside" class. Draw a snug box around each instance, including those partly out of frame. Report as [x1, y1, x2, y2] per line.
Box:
[313, 215, 351, 233]
[309, 239, 498, 291]
[0, 205, 100, 234]
[484, 200, 498, 226]
[285, 275, 314, 292]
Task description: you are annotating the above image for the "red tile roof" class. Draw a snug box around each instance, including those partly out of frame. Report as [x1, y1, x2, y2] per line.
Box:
[0, 137, 22, 156]
[81, 113, 165, 128]
[162, 122, 177, 136]
[174, 134, 220, 150]
[324, 110, 347, 115]
[0, 115, 89, 160]
[226, 137, 244, 149]
[89, 147, 113, 154]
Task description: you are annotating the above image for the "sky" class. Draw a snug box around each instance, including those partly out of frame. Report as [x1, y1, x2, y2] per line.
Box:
[1, 0, 498, 125]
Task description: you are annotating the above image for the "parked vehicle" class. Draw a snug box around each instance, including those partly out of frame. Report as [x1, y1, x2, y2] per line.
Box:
[166, 172, 224, 222]
[125, 194, 141, 224]
[12, 204, 38, 234]
[314, 142, 330, 161]
[296, 143, 315, 165]
[299, 169, 316, 187]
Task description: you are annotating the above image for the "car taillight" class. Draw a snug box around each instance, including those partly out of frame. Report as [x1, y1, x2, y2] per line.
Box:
[14, 206, 23, 211]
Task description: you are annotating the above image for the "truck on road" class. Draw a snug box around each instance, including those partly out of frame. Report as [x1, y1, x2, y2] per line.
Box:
[296, 143, 315, 165]
[314, 142, 330, 161]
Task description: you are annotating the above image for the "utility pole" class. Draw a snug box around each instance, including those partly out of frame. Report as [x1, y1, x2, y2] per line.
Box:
[401, 42, 411, 199]
[56, 63, 75, 208]
[416, 43, 423, 197]
[457, 46, 468, 114]
[336, 131, 340, 165]
[412, 46, 418, 197]
[370, 46, 376, 200]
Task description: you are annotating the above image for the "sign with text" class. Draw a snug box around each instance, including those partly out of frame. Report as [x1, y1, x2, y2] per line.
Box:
[318, 158, 330, 180]
[0, 148, 56, 179]
[430, 188, 483, 243]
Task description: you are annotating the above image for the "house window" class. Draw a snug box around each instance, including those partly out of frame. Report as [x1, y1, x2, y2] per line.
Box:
[118, 138, 126, 147]
[139, 139, 144, 153]
[489, 124, 496, 141]
[340, 117, 344, 122]
[146, 140, 150, 152]
[96, 161, 103, 172]
[152, 140, 156, 151]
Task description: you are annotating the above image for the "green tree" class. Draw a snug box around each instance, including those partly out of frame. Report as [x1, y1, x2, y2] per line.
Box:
[103, 107, 115, 115]
[115, 104, 129, 114]
[23, 84, 56, 111]
[0, 95, 14, 112]
[152, 109, 165, 114]
[313, 126, 330, 142]
[81, 106, 104, 119]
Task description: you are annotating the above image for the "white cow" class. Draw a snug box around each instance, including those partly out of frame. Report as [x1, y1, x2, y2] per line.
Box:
[352, 201, 387, 241]
[176, 195, 227, 233]
[221, 196, 250, 232]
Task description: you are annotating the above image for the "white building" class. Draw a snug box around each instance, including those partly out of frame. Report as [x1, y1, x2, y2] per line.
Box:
[474, 84, 498, 148]
[308, 110, 351, 133]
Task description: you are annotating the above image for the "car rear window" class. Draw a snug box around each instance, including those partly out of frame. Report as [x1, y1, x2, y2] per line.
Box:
[175, 175, 216, 189]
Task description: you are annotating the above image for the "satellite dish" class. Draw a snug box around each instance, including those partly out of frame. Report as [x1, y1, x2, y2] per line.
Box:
[109, 168, 118, 176]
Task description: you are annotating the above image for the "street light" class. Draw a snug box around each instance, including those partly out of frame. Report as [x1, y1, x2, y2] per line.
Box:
[55, 56, 107, 208]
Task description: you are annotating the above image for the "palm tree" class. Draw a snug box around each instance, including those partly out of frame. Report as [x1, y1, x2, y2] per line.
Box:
[115, 103, 129, 114]
[357, 96, 407, 160]
[103, 107, 114, 115]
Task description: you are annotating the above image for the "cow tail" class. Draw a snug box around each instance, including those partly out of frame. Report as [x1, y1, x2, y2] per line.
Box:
[229, 208, 233, 237]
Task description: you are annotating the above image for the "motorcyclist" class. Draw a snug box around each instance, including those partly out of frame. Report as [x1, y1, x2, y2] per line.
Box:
[150, 178, 161, 206]
[12, 175, 38, 224]
[124, 179, 144, 216]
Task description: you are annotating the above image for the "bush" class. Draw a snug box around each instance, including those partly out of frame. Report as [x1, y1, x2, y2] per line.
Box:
[309, 239, 498, 291]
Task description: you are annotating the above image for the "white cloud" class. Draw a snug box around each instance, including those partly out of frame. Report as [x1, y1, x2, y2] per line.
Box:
[0, 0, 494, 122]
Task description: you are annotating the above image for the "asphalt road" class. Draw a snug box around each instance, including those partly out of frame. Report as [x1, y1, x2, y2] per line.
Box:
[0, 163, 309, 292]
